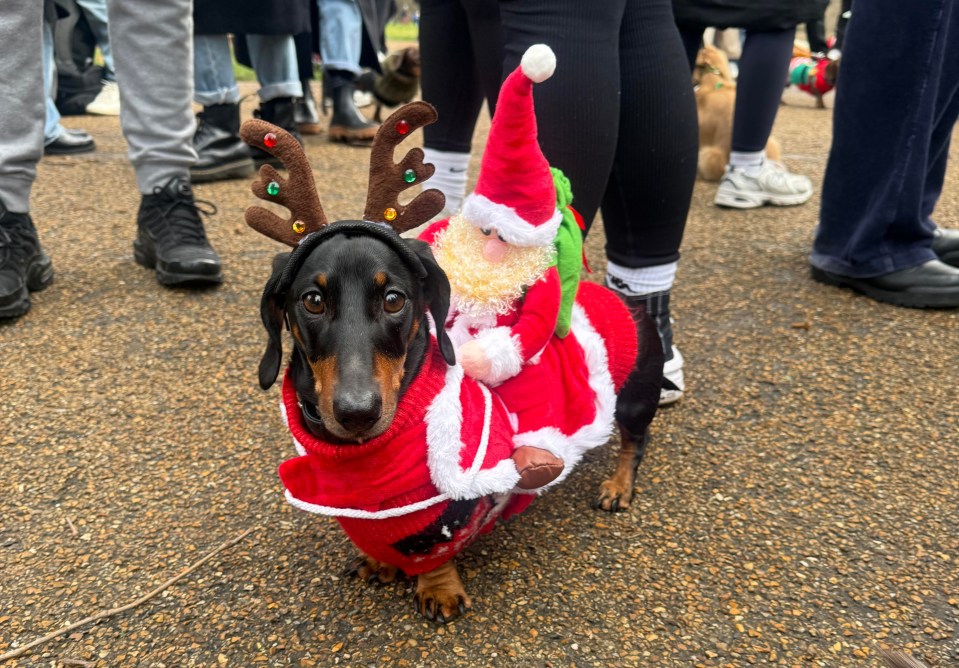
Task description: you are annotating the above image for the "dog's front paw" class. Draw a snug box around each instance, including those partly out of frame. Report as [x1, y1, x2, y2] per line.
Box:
[414, 561, 471, 623]
[594, 475, 635, 513]
[343, 553, 399, 586]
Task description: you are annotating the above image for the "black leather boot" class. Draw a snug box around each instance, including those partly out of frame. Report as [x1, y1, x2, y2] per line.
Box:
[190, 103, 255, 184]
[0, 201, 54, 320]
[251, 97, 303, 167]
[327, 70, 379, 144]
[294, 81, 323, 135]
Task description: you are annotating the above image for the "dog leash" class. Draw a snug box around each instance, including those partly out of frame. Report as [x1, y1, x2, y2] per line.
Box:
[283, 382, 495, 520]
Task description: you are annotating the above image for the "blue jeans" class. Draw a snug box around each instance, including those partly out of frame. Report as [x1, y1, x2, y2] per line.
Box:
[812, 0, 959, 278]
[76, 0, 115, 80]
[318, 0, 363, 74]
[42, 20, 64, 145]
[194, 34, 301, 106]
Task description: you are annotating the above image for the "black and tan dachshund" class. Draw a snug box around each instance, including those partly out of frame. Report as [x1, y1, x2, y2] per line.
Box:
[243, 104, 663, 622]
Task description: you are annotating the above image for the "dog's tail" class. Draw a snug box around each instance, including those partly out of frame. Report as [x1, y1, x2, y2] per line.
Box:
[698, 146, 727, 182]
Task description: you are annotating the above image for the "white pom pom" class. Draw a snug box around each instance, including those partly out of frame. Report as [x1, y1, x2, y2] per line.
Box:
[520, 44, 556, 83]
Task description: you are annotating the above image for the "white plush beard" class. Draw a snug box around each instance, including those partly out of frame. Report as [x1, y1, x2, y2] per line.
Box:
[432, 215, 555, 318]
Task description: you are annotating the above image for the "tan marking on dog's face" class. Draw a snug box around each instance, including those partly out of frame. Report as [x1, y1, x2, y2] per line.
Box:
[373, 352, 406, 416]
[308, 356, 337, 418]
[315, 273, 327, 289]
[374, 271, 387, 288]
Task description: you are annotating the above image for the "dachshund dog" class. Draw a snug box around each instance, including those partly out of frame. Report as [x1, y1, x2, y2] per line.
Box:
[242, 103, 662, 622]
[694, 45, 782, 181]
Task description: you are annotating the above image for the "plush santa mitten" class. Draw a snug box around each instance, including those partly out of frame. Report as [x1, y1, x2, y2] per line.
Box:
[512, 445, 564, 489]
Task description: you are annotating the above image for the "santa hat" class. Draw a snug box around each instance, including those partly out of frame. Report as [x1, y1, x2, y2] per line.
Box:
[460, 44, 562, 248]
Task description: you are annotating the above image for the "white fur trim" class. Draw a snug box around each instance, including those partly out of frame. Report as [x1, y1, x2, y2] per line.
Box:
[426, 363, 522, 499]
[473, 327, 524, 387]
[512, 303, 618, 491]
[461, 194, 562, 248]
[521, 44, 556, 83]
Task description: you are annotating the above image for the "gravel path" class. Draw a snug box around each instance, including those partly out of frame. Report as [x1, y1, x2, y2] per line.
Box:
[1, 89, 957, 667]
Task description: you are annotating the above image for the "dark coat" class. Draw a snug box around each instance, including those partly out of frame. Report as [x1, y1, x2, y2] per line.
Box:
[672, 0, 828, 32]
[194, 0, 311, 36]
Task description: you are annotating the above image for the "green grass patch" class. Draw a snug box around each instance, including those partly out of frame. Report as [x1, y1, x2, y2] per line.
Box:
[385, 21, 418, 42]
[233, 59, 257, 82]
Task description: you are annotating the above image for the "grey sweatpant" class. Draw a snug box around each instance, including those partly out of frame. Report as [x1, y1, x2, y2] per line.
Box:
[0, 0, 196, 216]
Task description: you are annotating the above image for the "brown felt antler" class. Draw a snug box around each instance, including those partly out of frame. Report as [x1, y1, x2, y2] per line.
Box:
[364, 101, 446, 233]
[239, 119, 328, 246]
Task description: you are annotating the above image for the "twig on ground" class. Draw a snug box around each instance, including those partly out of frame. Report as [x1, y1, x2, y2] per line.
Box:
[0, 526, 258, 662]
[64, 517, 78, 537]
[878, 648, 931, 668]
[60, 658, 95, 667]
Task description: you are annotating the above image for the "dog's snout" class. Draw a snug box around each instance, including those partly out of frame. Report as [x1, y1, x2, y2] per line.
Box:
[333, 390, 383, 434]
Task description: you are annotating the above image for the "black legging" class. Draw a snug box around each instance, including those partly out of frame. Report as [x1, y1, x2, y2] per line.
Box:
[419, 0, 504, 153]
[498, 0, 698, 268]
[680, 27, 795, 153]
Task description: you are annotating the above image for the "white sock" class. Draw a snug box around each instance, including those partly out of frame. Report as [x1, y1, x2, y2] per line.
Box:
[729, 150, 765, 176]
[605, 261, 677, 296]
[422, 148, 470, 215]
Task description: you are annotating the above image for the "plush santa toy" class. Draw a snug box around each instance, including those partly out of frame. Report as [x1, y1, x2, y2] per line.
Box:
[420, 44, 591, 490]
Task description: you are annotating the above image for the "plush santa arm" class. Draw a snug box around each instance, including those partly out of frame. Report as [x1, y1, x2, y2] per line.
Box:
[464, 267, 561, 385]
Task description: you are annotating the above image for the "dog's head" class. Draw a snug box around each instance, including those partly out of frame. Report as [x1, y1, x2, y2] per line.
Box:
[259, 223, 454, 442]
[240, 103, 453, 443]
[693, 45, 733, 87]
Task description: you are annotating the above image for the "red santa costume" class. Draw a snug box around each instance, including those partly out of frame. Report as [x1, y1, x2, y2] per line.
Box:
[422, 45, 639, 490]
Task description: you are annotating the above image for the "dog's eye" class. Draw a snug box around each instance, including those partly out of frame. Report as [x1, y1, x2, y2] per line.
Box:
[497, 233, 506, 242]
[481, 228, 492, 236]
[303, 291, 326, 314]
[383, 291, 406, 314]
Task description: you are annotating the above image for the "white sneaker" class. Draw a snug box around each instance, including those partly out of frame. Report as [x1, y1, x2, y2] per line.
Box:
[660, 346, 685, 406]
[86, 80, 120, 116]
[714, 161, 813, 209]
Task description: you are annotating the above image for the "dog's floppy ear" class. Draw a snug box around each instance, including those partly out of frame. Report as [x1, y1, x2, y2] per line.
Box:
[405, 239, 456, 366]
[259, 252, 291, 389]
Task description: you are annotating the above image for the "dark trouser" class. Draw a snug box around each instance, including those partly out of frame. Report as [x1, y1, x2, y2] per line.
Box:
[419, 0, 504, 153]
[499, 0, 697, 268]
[812, 0, 959, 278]
[680, 27, 795, 153]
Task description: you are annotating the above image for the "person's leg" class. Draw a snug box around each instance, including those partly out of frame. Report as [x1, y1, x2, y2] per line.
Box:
[78, 0, 120, 114]
[601, 0, 698, 405]
[714, 28, 813, 208]
[193, 34, 241, 106]
[42, 20, 64, 146]
[293, 30, 322, 134]
[75, 0, 114, 79]
[499, 0, 623, 229]
[108, 0, 223, 286]
[248, 34, 303, 102]
[811, 0, 959, 307]
[678, 26, 704, 70]
[806, 18, 827, 55]
[318, 0, 379, 141]
[0, 0, 55, 319]
[420, 0, 502, 214]
[191, 34, 255, 183]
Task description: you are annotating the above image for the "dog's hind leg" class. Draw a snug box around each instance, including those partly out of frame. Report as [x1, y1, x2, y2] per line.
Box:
[343, 553, 399, 586]
[595, 301, 663, 512]
[414, 561, 471, 623]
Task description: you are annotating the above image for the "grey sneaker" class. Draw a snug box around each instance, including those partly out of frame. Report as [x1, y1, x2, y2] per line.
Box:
[714, 161, 813, 209]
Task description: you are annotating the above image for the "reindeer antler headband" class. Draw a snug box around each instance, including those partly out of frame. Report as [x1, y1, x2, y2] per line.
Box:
[239, 101, 446, 246]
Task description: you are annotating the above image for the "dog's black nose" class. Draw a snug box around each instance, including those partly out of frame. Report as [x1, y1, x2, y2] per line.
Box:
[333, 391, 383, 433]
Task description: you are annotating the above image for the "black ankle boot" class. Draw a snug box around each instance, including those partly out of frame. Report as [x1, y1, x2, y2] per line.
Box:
[327, 70, 379, 144]
[0, 202, 54, 320]
[294, 81, 322, 135]
[251, 97, 303, 167]
[134, 177, 223, 286]
[191, 103, 255, 183]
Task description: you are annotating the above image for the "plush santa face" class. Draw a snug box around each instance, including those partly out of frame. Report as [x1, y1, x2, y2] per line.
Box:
[432, 214, 554, 318]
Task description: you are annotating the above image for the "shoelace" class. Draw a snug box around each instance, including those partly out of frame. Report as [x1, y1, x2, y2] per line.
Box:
[151, 179, 217, 246]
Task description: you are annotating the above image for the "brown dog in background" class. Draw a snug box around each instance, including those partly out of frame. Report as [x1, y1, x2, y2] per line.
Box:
[693, 45, 781, 181]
